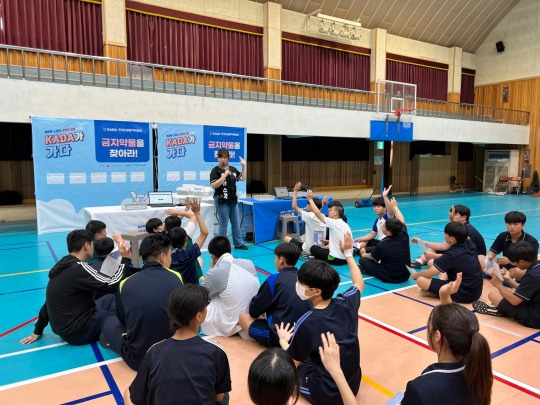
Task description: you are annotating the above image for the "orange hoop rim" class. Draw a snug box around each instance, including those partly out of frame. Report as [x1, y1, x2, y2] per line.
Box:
[395, 108, 416, 116]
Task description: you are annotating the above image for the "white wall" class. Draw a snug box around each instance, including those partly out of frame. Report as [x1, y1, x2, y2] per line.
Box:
[0, 79, 528, 144]
[475, 0, 540, 85]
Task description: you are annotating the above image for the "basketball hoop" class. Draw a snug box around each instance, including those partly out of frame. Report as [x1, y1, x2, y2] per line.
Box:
[396, 108, 415, 129]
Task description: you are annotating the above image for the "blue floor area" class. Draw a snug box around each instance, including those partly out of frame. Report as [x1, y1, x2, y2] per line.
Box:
[0, 192, 539, 387]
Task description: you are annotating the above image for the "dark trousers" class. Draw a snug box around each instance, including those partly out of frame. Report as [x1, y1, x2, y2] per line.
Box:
[310, 245, 347, 266]
[63, 294, 116, 346]
[101, 315, 142, 370]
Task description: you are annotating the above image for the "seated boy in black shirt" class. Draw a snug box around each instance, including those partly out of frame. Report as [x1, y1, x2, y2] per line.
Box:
[473, 241, 540, 328]
[360, 198, 410, 283]
[412, 222, 483, 303]
[276, 233, 364, 405]
[238, 243, 311, 347]
[485, 211, 538, 282]
[125, 284, 231, 405]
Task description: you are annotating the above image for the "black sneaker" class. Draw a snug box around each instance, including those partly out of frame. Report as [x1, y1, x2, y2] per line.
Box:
[99, 332, 112, 350]
[235, 244, 248, 250]
[410, 261, 424, 269]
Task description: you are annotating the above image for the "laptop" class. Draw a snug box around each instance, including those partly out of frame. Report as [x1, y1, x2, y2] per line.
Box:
[148, 191, 174, 207]
[275, 187, 292, 200]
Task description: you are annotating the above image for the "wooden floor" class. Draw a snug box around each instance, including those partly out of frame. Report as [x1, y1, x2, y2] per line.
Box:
[0, 193, 539, 404]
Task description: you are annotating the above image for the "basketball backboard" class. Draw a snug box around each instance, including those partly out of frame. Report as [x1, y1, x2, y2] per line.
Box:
[376, 80, 417, 115]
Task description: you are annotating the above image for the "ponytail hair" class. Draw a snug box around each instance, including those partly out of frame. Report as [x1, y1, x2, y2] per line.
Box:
[429, 304, 492, 405]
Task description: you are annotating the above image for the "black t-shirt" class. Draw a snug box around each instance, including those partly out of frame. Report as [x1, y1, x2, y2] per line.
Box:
[129, 336, 231, 405]
[370, 224, 411, 283]
[170, 243, 201, 285]
[514, 261, 540, 322]
[402, 361, 474, 405]
[465, 222, 486, 256]
[210, 165, 241, 201]
[433, 239, 483, 302]
[117, 262, 183, 359]
[248, 267, 312, 345]
[287, 286, 361, 401]
[490, 231, 539, 268]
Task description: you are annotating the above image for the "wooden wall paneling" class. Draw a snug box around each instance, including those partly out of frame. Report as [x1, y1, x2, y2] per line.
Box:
[475, 78, 538, 187]
[390, 142, 411, 193]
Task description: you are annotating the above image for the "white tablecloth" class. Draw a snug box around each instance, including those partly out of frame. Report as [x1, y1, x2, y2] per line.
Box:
[82, 203, 214, 250]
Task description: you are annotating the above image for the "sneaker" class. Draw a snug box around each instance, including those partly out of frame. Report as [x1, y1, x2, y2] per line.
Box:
[235, 244, 248, 250]
[410, 261, 424, 269]
[419, 289, 437, 298]
[301, 251, 311, 259]
[472, 301, 505, 317]
[99, 332, 112, 350]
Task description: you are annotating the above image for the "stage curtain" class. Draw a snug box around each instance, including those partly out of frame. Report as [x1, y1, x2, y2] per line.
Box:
[0, 0, 102, 56]
[282, 40, 369, 90]
[460, 73, 475, 104]
[126, 11, 263, 77]
[386, 59, 447, 101]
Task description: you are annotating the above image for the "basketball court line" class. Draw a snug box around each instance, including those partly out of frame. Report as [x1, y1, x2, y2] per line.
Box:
[0, 317, 38, 338]
[358, 313, 540, 399]
[0, 269, 50, 278]
[0, 358, 124, 391]
[61, 391, 112, 405]
[0, 343, 68, 359]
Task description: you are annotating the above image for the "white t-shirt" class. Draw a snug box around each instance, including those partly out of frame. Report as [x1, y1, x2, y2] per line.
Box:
[183, 220, 196, 239]
[201, 253, 260, 337]
[325, 217, 352, 260]
[301, 211, 327, 254]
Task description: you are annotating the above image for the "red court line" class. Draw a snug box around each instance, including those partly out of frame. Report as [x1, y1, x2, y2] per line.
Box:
[358, 314, 540, 400]
[0, 317, 38, 338]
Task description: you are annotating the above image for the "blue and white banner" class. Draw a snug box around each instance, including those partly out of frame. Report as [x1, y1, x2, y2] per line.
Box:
[157, 123, 246, 194]
[32, 117, 153, 233]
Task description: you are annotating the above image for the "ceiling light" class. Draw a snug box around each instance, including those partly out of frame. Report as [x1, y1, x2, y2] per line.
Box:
[330, 23, 340, 36]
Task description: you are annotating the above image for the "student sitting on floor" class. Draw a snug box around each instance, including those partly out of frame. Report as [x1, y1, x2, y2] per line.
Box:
[20, 230, 131, 345]
[284, 182, 326, 258]
[145, 217, 164, 234]
[276, 232, 364, 405]
[167, 199, 204, 279]
[238, 243, 311, 346]
[248, 348, 299, 405]
[412, 222, 483, 303]
[359, 199, 410, 284]
[402, 278, 493, 405]
[473, 241, 540, 328]
[201, 236, 260, 337]
[353, 186, 394, 254]
[100, 233, 183, 370]
[484, 211, 538, 282]
[90, 237, 115, 271]
[85, 220, 108, 264]
[124, 285, 231, 405]
[169, 200, 209, 285]
[307, 190, 352, 266]
[411, 205, 486, 269]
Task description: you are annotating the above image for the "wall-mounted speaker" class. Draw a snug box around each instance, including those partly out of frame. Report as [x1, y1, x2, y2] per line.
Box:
[496, 41, 505, 53]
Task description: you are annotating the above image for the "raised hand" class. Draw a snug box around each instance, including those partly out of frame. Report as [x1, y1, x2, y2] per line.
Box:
[319, 332, 342, 376]
[294, 182, 302, 192]
[307, 189, 313, 200]
[191, 199, 201, 214]
[339, 232, 353, 253]
[239, 156, 246, 166]
[275, 322, 295, 343]
[119, 240, 131, 259]
[382, 185, 393, 197]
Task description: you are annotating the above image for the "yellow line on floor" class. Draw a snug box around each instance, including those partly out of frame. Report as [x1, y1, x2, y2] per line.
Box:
[0, 269, 49, 278]
[351, 207, 540, 233]
[362, 375, 394, 397]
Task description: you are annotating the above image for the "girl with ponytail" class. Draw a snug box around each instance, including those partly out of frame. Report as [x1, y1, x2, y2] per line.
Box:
[125, 285, 232, 405]
[402, 274, 493, 405]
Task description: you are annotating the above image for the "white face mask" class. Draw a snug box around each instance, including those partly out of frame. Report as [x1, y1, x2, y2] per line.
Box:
[295, 281, 311, 300]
